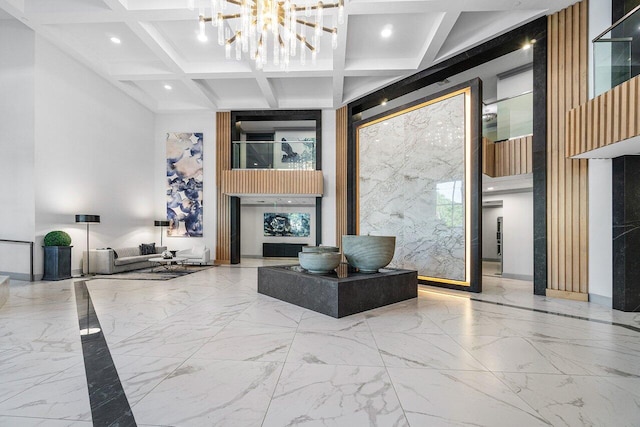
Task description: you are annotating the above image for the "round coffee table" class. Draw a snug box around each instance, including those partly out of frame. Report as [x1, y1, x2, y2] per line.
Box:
[148, 257, 187, 271]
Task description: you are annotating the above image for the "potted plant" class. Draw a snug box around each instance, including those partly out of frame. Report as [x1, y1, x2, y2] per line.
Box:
[42, 231, 72, 281]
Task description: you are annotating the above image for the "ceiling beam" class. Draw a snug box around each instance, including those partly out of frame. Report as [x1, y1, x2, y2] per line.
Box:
[332, 13, 348, 108]
[183, 78, 219, 109]
[254, 73, 278, 109]
[417, 11, 461, 70]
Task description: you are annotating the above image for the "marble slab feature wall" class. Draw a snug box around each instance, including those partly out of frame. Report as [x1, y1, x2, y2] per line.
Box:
[358, 93, 467, 283]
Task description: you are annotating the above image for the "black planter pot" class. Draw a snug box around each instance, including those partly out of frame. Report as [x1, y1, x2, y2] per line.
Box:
[43, 246, 72, 281]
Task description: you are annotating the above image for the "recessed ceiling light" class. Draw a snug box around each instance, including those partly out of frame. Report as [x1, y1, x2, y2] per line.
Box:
[110, 37, 121, 44]
[381, 98, 387, 106]
[381, 25, 393, 38]
[487, 187, 494, 190]
[522, 43, 532, 50]
[287, 200, 292, 203]
[164, 84, 172, 90]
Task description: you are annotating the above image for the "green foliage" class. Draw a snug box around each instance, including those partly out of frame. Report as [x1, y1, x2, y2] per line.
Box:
[436, 193, 464, 228]
[43, 231, 72, 246]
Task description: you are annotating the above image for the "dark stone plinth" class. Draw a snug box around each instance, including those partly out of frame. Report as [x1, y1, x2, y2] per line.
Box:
[43, 246, 72, 281]
[257, 264, 418, 318]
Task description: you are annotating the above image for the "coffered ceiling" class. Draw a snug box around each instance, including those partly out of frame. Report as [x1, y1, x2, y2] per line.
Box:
[0, 0, 576, 112]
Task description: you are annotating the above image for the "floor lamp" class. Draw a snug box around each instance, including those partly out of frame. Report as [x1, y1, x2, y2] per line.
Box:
[75, 214, 100, 276]
[154, 220, 170, 246]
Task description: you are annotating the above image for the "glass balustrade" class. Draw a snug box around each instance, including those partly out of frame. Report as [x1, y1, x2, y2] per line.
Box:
[232, 139, 316, 170]
[482, 91, 533, 142]
[593, 5, 640, 97]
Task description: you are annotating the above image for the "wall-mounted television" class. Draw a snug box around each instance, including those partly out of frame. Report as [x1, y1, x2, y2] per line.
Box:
[264, 213, 310, 237]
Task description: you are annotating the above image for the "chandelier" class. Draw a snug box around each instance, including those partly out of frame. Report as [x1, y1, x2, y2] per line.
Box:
[191, 0, 345, 70]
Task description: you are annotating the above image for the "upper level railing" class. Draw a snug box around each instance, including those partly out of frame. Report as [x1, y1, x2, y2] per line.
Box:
[482, 91, 533, 142]
[593, 5, 640, 96]
[232, 139, 316, 170]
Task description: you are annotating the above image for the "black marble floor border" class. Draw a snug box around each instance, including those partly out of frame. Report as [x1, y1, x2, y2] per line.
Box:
[74, 280, 137, 427]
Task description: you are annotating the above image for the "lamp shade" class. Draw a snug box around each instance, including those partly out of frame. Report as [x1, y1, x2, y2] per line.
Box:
[154, 220, 170, 227]
[75, 214, 100, 223]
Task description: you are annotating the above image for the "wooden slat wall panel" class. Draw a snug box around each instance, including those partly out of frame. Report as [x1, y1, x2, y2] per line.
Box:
[482, 136, 532, 177]
[482, 138, 496, 177]
[336, 107, 348, 251]
[566, 75, 640, 157]
[221, 170, 324, 195]
[547, 0, 588, 298]
[216, 112, 231, 263]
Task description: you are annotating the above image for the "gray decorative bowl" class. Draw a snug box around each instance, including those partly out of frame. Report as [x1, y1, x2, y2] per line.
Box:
[298, 251, 341, 274]
[342, 235, 396, 273]
[302, 246, 339, 253]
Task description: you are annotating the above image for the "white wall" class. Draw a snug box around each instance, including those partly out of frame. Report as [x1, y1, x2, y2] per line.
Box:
[241, 205, 316, 256]
[588, 159, 612, 303]
[33, 36, 156, 276]
[154, 113, 216, 254]
[483, 190, 533, 280]
[321, 109, 337, 246]
[0, 19, 35, 278]
[587, 1, 613, 306]
[496, 68, 533, 99]
[482, 205, 503, 261]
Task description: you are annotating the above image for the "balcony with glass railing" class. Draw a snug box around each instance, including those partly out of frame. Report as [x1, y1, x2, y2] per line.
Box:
[482, 91, 532, 142]
[482, 91, 533, 177]
[232, 139, 317, 170]
[593, 5, 640, 97]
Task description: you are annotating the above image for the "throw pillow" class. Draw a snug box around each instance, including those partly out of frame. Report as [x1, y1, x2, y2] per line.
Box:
[139, 243, 156, 255]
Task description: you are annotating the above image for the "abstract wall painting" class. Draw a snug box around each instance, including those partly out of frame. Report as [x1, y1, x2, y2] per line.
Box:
[166, 132, 203, 237]
[264, 213, 310, 237]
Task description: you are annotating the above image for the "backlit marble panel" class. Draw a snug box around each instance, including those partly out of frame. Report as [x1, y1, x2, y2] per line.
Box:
[359, 93, 466, 281]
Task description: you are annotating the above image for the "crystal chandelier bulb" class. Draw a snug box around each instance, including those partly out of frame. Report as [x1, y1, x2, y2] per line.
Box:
[197, 0, 341, 68]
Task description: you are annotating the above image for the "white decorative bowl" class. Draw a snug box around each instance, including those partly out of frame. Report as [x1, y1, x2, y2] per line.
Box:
[298, 251, 341, 274]
[342, 235, 396, 273]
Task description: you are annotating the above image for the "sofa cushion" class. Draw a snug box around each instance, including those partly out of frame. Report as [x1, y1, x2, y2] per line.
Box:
[117, 247, 140, 258]
[114, 255, 154, 266]
[139, 243, 156, 255]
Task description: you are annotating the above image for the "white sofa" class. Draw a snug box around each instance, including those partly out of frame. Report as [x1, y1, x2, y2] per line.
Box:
[177, 246, 211, 265]
[83, 246, 167, 274]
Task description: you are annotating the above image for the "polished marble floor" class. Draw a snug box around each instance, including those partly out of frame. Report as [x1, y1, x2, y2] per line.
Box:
[0, 263, 639, 426]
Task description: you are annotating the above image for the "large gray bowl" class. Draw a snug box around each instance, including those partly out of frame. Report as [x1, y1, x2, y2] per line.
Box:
[298, 251, 341, 274]
[342, 235, 396, 273]
[301, 246, 339, 253]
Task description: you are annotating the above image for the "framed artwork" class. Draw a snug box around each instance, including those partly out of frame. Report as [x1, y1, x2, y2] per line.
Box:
[264, 213, 310, 237]
[166, 132, 203, 237]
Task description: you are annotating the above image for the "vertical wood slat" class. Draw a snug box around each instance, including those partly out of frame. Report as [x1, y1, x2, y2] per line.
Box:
[216, 112, 231, 263]
[221, 170, 324, 194]
[547, 0, 588, 298]
[336, 107, 348, 251]
[483, 136, 532, 177]
[566, 74, 640, 157]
